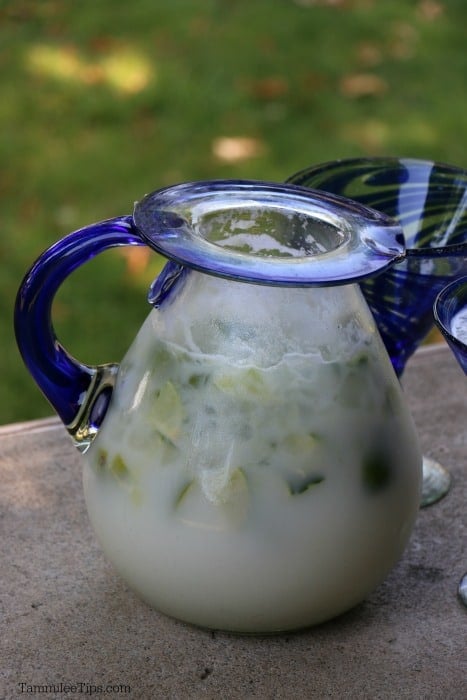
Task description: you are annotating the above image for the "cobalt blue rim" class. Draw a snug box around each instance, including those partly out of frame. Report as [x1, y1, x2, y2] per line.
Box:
[133, 179, 405, 286]
[434, 276, 467, 355]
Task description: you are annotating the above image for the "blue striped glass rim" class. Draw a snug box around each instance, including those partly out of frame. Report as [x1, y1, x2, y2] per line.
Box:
[287, 157, 467, 259]
[434, 276, 467, 360]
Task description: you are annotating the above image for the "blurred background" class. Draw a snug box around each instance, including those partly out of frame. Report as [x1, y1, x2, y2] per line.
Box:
[2, 0, 466, 424]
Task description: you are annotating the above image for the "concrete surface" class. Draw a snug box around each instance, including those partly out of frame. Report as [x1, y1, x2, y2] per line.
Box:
[1, 344, 466, 699]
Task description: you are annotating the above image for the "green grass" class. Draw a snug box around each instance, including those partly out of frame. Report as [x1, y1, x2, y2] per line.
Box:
[2, 0, 466, 424]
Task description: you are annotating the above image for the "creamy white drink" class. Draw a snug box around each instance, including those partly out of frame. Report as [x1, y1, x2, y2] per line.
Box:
[83, 273, 422, 633]
[452, 306, 467, 344]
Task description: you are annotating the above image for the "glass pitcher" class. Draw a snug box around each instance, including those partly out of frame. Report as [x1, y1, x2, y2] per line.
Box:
[14, 180, 422, 633]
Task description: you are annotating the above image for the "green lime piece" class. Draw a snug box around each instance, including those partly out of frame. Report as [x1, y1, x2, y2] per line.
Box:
[174, 468, 250, 529]
[152, 380, 184, 443]
[96, 448, 108, 469]
[348, 351, 369, 368]
[287, 473, 324, 496]
[174, 480, 195, 509]
[214, 367, 273, 402]
[110, 454, 131, 482]
[282, 433, 321, 454]
[362, 452, 391, 492]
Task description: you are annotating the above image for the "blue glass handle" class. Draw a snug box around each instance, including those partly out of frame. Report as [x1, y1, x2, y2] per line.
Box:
[14, 215, 145, 447]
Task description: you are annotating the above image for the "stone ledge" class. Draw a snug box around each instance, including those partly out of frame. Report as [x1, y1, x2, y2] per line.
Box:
[1, 344, 466, 699]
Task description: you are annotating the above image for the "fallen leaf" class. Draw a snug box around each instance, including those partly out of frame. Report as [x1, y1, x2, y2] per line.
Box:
[339, 72, 388, 98]
[355, 41, 383, 67]
[417, 0, 444, 21]
[388, 22, 418, 60]
[120, 247, 152, 275]
[301, 72, 328, 90]
[292, 0, 374, 7]
[189, 16, 212, 35]
[89, 36, 120, 53]
[248, 77, 289, 100]
[292, 0, 348, 6]
[341, 119, 389, 151]
[212, 136, 266, 162]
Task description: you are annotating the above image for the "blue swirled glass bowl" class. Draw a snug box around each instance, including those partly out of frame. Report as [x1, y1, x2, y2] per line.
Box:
[434, 276, 467, 375]
[287, 158, 467, 376]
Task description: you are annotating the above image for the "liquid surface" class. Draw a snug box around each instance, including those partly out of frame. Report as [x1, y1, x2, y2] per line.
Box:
[451, 306, 467, 345]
